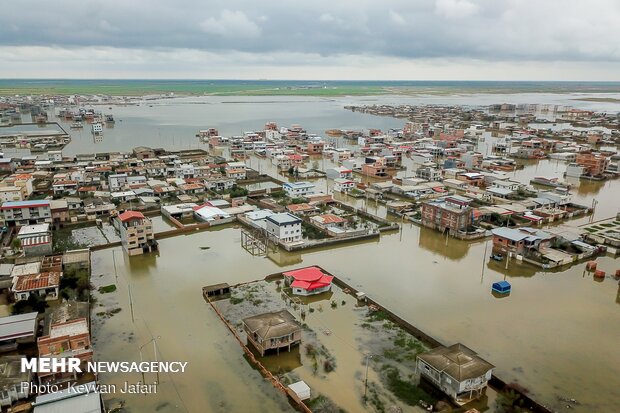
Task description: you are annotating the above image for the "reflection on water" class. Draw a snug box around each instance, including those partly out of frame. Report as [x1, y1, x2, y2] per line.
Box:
[91, 213, 620, 413]
[416, 226, 472, 261]
[75, 96, 620, 412]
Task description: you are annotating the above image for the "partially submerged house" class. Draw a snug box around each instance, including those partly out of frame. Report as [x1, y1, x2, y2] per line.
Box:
[491, 227, 554, 255]
[116, 210, 156, 256]
[282, 266, 334, 296]
[242, 310, 301, 356]
[417, 343, 494, 405]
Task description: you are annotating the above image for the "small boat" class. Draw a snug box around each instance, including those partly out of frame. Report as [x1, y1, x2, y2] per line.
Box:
[491, 254, 503, 261]
[492, 281, 511, 294]
[105, 114, 115, 123]
[70, 122, 83, 128]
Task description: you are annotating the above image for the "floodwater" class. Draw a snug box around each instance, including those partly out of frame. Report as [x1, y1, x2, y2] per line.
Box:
[79, 95, 620, 412]
[57, 92, 620, 156]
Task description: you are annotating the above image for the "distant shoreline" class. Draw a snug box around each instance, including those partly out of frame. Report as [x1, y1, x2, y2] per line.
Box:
[571, 97, 620, 103]
[2, 79, 620, 97]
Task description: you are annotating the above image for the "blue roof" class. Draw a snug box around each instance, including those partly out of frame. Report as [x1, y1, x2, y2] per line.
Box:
[492, 281, 511, 292]
[1, 199, 50, 208]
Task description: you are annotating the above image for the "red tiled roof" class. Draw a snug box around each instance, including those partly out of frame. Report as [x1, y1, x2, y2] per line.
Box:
[118, 210, 145, 222]
[287, 203, 315, 212]
[14, 272, 61, 292]
[316, 214, 345, 224]
[283, 266, 334, 291]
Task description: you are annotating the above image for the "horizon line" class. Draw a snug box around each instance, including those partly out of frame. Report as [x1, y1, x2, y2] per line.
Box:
[2, 78, 620, 83]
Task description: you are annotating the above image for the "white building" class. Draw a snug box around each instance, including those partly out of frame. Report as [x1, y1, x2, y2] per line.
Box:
[0, 200, 52, 227]
[173, 163, 195, 179]
[326, 166, 353, 179]
[193, 205, 232, 225]
[282, 182, 315, 198]
[265, 213, 303, 244]
[566, 163, 585, 178]
[108, 173, 128, 191]
[0, 186, 23, 203]
[91, 123, 103, 134]
[333, 178, 356, 193]
[17, 224, 52, 257]
[47, 150, 62, 162]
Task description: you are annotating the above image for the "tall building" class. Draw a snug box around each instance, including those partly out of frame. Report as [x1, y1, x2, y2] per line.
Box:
[116, 211, 156, 256]
[575, 153, 609, 177]
[421, 195, 473, 236]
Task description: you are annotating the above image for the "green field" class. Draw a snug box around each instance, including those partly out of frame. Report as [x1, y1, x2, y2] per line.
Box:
[0, 81, 387, 97]
[2, 80, 620, 97]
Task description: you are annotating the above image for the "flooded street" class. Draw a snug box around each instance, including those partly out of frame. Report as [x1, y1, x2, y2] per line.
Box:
[73, 96, 620, 412]
[91, 193, 620, 412]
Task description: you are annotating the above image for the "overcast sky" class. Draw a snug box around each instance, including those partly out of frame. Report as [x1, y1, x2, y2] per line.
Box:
[1, 0, 619, 80]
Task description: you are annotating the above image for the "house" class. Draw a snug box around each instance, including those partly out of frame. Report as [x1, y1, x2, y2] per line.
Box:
[83, 199, 116, 217]
[575, 153, 609, 177]
[310, 214, 346, 231]
[50, 200, 70, 226]
[286, 203, 318, 215]
[33, 381, 103, 413]
[332, 148, 352, 163]
[421, 196, 473, 236]
[133, 146, 156, 159]
[283, 181, 315, 198]
[491, 227, 554, 255]
[0, 186, 22, 203]
[161, 203, 198, 221]
[242, 310, 302, 356]
[37, 317, 93, 386]
[12, 271, 61, 301]
[108, 173, 128, 191]
[265, 213, 303, 244]
[325, 166, 353, 180]
[457, 172, 484, 187]
[243, 209, 274, 230]
[416, 343, 494, 405]
[566, 163, 586, 178]
[51, 180, 78, 195]
[333, 178, 356, 193]
[306, 141, 325, 154]
[282, 266, 334, 296]
[116, 210, 156, 256]
[193, 204, 232, 225]
[416, 167, 442, 182]
[0, 200, 52, 227]
[361, 161, 389, 178]
[17, 224, 52, 257]
[486, 186, 515, 199]
[0, 312, 38, 351]
[225, 167, 247, 180]
[0, 356, 32, 408]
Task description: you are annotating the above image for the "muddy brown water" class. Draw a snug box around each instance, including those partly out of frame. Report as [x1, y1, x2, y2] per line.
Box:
[78, 99, 619, 412]
[90, 173, 620, 413]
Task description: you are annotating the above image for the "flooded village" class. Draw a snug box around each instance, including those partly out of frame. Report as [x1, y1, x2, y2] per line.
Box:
[0, 93, 618, 413]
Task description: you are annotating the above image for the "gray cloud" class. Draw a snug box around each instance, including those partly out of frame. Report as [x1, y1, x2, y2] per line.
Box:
[0, 0, 619, 78]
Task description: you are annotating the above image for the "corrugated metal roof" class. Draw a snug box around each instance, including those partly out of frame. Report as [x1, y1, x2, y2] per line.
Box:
[0, 312, 37, 341]
[1, 200, 50, 209]
[34, 381, 102, 413]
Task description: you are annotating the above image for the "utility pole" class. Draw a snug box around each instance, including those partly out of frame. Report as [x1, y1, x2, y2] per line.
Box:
[364, 354, 373, 401]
